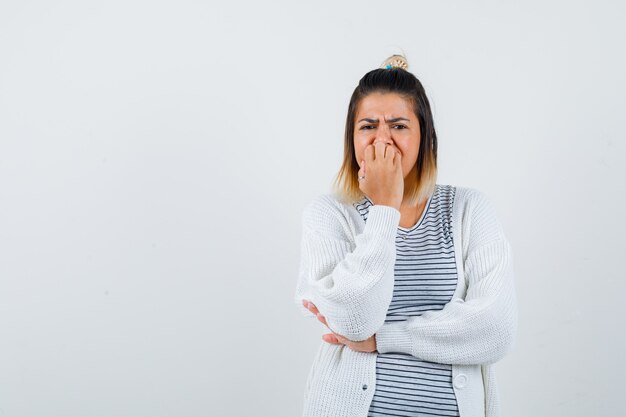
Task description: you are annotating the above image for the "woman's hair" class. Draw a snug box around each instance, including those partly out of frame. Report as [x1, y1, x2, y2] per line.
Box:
[332, 54, 438, 207]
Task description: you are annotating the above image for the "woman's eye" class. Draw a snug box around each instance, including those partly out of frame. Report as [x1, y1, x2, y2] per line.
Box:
[360, 125, 406, 130]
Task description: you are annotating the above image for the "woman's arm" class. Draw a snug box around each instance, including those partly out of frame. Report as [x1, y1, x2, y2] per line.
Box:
[293, 194, 401, 342]
[374, 190, 518, 365]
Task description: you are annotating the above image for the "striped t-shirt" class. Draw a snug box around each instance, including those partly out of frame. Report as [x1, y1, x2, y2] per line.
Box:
[353, 184, 460, 417]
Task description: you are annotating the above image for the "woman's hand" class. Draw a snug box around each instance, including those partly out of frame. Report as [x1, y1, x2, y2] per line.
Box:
[302, 299, 378, 353]
[358, 142, 403, 211]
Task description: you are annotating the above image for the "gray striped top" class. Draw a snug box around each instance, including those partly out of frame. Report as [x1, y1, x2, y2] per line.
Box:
[353, 184, 460, 417]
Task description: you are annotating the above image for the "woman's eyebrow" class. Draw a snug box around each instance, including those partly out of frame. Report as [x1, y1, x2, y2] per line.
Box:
[357, 117, 410, 123]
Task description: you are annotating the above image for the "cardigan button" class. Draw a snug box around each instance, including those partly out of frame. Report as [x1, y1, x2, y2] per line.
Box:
[453, 374, 467, 389]
[362, 384, 368, 390]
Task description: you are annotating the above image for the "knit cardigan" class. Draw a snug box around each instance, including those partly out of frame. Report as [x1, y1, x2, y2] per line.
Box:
[293, 185, 518, 417]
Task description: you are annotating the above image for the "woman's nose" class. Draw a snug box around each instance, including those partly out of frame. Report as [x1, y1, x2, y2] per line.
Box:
[373, 126, 393, 145]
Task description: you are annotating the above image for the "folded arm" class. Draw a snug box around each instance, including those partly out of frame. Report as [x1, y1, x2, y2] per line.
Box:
[375, 190, 518, 365]
[293, 195, 400, 342]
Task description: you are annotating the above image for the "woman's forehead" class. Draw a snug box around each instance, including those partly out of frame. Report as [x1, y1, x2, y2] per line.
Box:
[357, 92, 414, 115]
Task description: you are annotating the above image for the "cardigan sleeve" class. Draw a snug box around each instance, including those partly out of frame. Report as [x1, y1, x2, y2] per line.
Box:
[293, 194, 401, 342]
[375, 190, 518, 365]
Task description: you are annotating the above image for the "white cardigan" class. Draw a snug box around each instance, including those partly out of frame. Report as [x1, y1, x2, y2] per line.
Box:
[293, 185, 518, 417]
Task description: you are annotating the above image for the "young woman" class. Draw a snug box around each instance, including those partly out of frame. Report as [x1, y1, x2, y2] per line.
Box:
[294, 54, 518, 417]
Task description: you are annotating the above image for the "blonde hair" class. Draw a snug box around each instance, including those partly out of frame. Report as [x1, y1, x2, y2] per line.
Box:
[332, 54, 438, 206]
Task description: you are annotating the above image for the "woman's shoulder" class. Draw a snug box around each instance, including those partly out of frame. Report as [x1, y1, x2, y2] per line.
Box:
[302, 192, 344, 217]
[439, 183, 484, 199]
[441, 183, 496, 211]
[300, 192, 359, 238]
[445, 183, 507, 244]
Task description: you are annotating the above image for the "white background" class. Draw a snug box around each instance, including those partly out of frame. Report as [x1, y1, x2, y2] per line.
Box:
[1, 1, 624, 416]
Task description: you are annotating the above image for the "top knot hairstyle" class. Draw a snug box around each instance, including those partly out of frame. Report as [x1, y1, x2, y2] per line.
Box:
[332, 54, 438, 207]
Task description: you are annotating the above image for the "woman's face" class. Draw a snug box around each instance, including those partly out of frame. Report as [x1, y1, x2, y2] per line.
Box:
[353, 92, 420, 180]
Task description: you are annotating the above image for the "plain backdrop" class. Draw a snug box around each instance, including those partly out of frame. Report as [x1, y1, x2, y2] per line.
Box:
[1, 1, 624, 416]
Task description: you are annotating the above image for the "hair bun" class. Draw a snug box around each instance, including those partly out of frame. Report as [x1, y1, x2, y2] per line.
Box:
[381, 54, 409, 70]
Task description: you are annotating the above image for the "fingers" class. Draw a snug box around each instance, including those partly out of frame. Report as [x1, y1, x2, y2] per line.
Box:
[323, 332, 349, 345]
[303, 300, 320, 316]
[321, 333, 375, 353]
[303, 300, 328, 326]
[374, 142, 388, 159]
[358, 160, 366, 180]
[364, 144, 375, 163]
[322, 333, 341, 344]
[365, 143, 396, 163]
[302, 299, 319, 315]
[393, 149, 402, 167]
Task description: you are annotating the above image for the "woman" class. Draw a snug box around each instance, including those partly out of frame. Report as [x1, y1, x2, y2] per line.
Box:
[293, 54, 517, 417]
